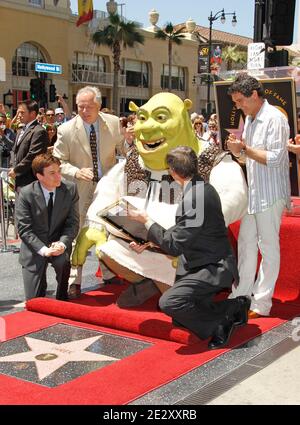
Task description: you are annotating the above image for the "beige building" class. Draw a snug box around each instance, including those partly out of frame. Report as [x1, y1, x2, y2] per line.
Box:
[0, 0, 252, 116]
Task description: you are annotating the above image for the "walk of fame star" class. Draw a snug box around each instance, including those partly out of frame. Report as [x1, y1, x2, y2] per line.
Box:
[0, 335, 118, 380]
[225, 115, 245, 140]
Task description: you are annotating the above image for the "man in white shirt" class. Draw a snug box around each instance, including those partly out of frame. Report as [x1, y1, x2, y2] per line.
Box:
[227, 74, 291, 317]
[16, 153, 79, 301]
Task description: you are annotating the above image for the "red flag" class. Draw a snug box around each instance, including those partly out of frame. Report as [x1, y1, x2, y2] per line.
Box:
[76, 0, 94, 27]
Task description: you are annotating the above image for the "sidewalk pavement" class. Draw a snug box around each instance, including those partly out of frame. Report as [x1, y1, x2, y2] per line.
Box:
[209, 344, 300, 405]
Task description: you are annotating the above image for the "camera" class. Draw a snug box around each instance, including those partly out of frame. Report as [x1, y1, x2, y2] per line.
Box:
[56, 95, 60, 101]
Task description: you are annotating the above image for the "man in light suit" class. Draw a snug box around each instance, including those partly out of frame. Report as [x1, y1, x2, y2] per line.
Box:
[53, 86, 123, 297]
[9, 100, 49, 190]
[16, 153, 79, 301]
[130, 146, 251, 350]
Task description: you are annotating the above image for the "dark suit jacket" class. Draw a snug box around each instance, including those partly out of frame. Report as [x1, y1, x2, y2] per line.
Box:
[13, 120, 49, 188]
[148, 177, 238, 284]
[16, 180, 79, 272]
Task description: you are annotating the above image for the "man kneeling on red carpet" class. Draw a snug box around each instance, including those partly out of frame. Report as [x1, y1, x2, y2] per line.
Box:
[16, 154, 79, 301]
[129, 146, 250, 350]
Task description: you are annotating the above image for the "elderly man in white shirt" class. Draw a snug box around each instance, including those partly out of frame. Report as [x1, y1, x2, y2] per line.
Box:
[226, 74, 291, 318]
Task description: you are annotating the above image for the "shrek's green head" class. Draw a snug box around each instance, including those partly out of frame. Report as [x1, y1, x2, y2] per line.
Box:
[129, 93, 200, 170]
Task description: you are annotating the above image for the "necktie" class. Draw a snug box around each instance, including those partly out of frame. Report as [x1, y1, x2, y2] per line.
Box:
[17, 127, 26, 146]
[48, 192, 54, 226]
[90, 124, 99, 182]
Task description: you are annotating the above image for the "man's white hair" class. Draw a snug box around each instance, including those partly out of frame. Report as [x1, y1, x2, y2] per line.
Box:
[76, 86, 102, 106]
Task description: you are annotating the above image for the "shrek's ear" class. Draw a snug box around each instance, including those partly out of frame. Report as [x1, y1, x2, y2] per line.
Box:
[184, 99, 193, 111]
[129, 101, 139, 112]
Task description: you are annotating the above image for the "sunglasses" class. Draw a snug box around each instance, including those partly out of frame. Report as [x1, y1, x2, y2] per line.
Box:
[46, 114, 55, 117]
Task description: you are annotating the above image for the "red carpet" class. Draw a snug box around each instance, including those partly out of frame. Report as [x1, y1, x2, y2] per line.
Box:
[1, 302, 300, 406]
[1, 214, 300, 404]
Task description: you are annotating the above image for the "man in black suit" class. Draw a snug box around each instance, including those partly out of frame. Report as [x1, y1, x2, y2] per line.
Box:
[129, 146, 250, 350]
[16, 153, 79, 301]
[8, 100, 49, 190]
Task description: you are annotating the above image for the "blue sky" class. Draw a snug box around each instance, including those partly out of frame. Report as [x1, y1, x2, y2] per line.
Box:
[70, 0, 299, 41]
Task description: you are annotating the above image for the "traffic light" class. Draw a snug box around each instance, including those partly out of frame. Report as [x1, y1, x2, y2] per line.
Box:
[49, 84, 57, 103]
[265, 0, 296, 46]
[266, 49, 289, 67]
[30, 78, 42, 101]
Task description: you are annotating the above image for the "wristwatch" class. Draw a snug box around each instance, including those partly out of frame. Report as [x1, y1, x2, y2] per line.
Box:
[234, 142, 247, 159]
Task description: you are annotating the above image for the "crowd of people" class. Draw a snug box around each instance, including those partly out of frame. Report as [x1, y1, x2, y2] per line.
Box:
[1, 74, 300, 349]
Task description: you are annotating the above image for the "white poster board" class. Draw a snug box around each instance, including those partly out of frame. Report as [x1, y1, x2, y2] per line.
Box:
[0, 57, 5, 82]
[247, 43, 265, 70]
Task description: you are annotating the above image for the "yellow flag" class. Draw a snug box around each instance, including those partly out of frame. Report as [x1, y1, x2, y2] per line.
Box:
[76, 0, 93, 27]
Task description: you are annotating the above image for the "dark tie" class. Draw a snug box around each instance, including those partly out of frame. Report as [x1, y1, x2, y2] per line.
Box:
[17, 127, 26, 146]
[90, 124, 99, 182]
[48, 192, 54, 226]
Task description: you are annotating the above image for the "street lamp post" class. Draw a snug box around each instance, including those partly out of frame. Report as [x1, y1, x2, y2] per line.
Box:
[206, 9, 237, 117]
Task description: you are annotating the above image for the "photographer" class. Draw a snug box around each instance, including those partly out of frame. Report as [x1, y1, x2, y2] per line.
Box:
[0, 112, 15, 168]
[54, 94, 71, 126]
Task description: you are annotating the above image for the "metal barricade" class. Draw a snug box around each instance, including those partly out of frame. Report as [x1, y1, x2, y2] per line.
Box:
[0, 167, 16, 253]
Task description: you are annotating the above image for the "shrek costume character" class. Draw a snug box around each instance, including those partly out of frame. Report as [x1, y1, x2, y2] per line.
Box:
[73, 93, 248, 307]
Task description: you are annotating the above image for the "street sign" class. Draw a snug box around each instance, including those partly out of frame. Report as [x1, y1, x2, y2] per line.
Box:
[35, 62, 62, 74]
[247, 43, 265, 70]
[0, 57, 5, 81]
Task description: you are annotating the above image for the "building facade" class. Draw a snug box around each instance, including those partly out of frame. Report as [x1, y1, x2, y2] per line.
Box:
[0, 0, 252, 116]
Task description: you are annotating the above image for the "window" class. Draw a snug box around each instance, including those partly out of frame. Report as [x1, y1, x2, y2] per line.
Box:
[72, 53, 106, 74]
[12, 43, 46, 77]
[161, 65, 186, 91]
[28, 0, 44, 7]
[122, 60, 149, 88]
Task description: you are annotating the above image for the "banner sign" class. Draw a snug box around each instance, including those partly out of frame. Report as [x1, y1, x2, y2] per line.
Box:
[198, 44, 223, 74]
[214, 77, 299, 195]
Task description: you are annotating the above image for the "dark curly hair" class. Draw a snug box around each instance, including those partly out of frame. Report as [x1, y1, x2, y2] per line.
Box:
[228, 73, 264, 98]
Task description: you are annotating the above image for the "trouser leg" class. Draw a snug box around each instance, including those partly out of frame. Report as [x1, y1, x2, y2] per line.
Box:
[22, 262, 48, 301]
[251, 200, 285, 315]
[50, 253, 71, 301]
[159, 265, 238, 340]
[230, 213, 258, 299]
[68, 182, 96, 289]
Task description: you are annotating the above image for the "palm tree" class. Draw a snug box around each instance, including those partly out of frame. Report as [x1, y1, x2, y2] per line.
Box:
[92, 13, 144, 115]
[155, 23, 186, 92]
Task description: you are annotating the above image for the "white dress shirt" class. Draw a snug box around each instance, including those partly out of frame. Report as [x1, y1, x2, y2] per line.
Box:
[243, 100, 291, 214]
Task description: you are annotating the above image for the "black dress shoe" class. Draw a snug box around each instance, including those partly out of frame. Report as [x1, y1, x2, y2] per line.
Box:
[233, 296, 251, 327]
[208, 319, 235, 350]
